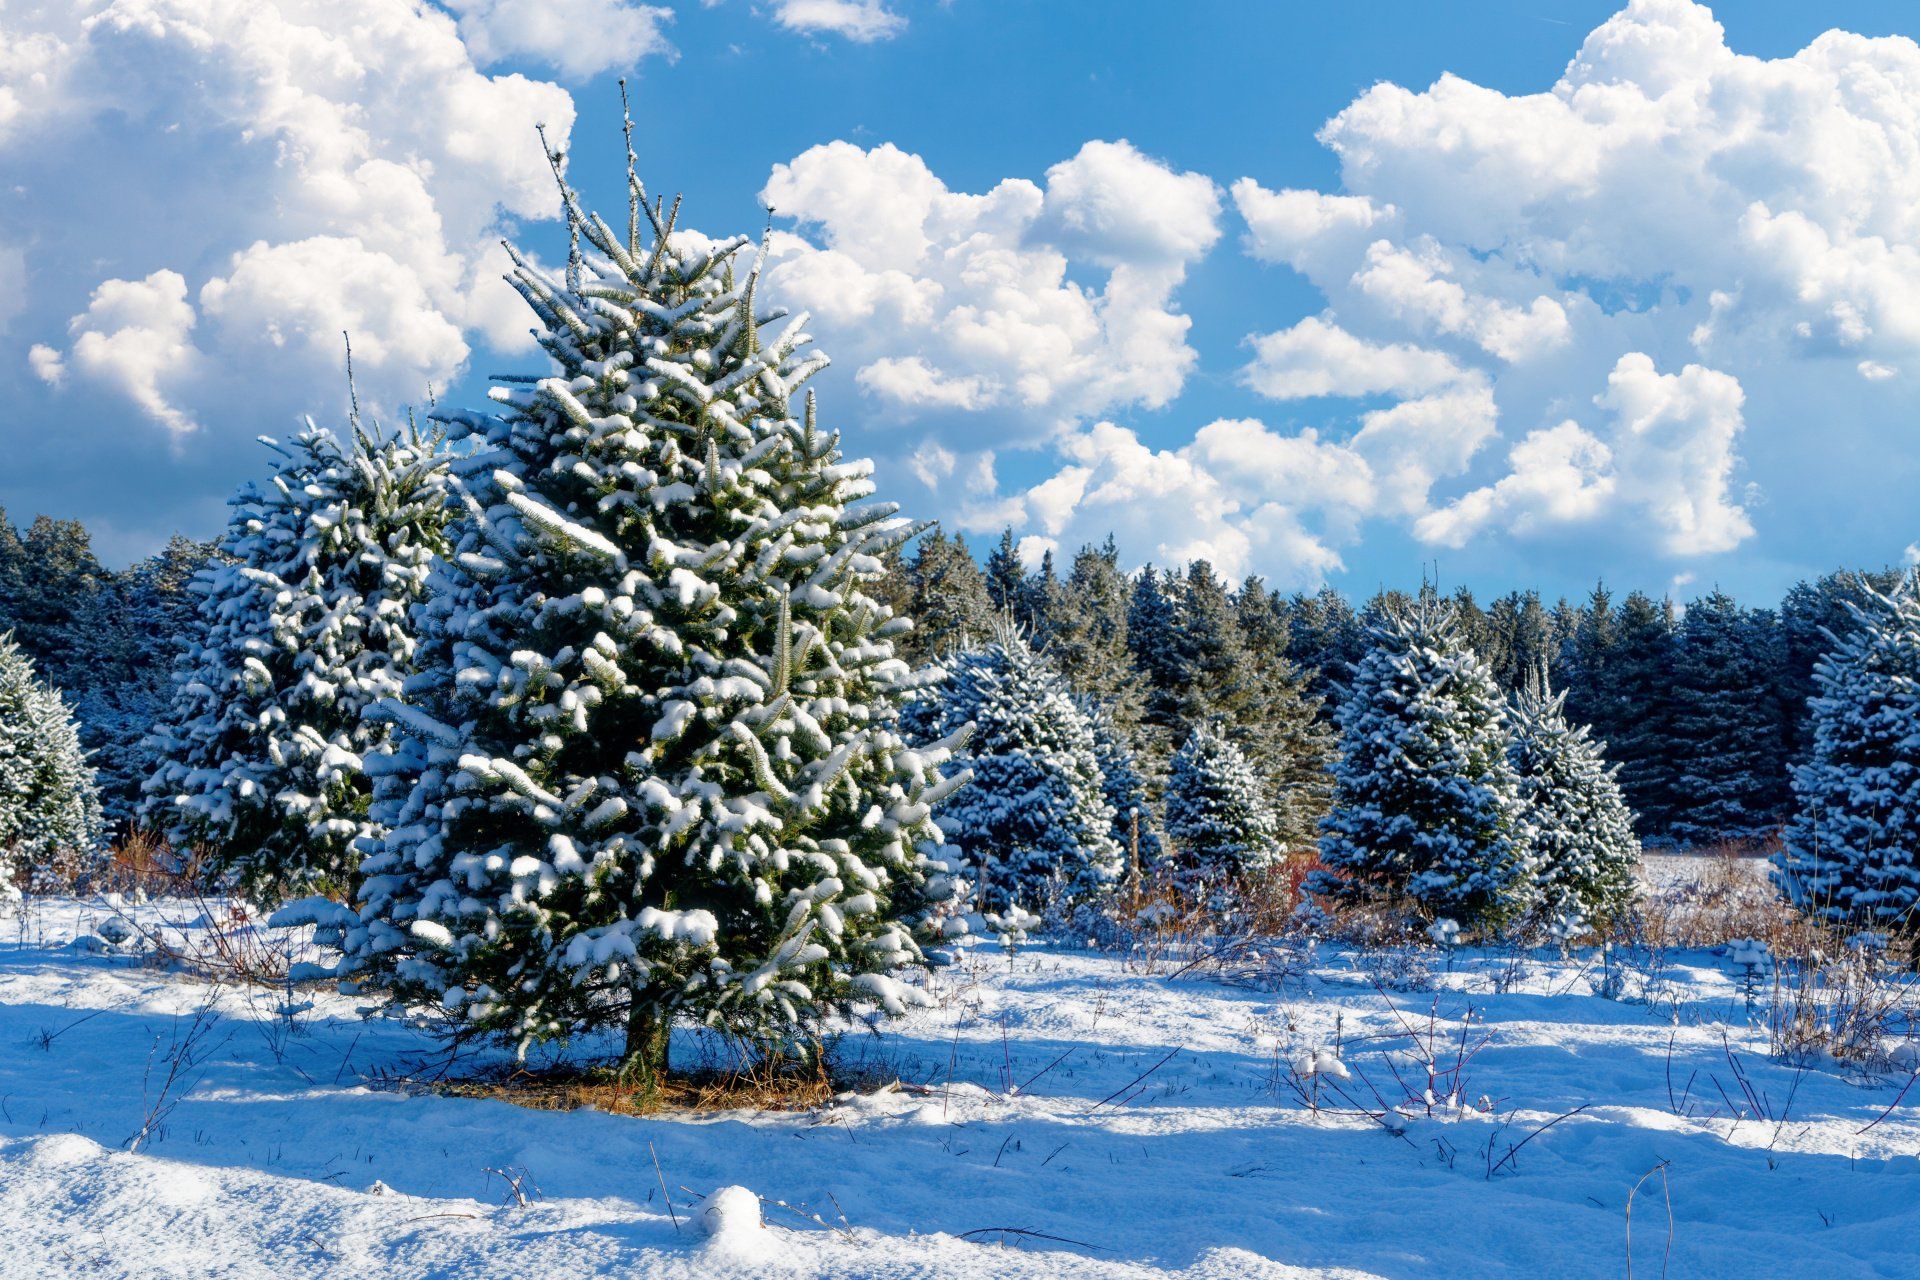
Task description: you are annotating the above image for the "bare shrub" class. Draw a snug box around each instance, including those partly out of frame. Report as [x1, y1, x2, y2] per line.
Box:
[1764, 932, 1920, 1071]
[109, 889, 333, 987]
[124, 989, 229, 1153]
[99, 827, 203, 898]
[1277, 991, 1494, 1134]
[1094, 858, 1304, 976]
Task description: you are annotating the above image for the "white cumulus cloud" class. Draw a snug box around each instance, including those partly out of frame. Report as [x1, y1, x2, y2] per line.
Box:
[769, 0, 905, 43]
[1, 0, 575, 551]
[764, 138, 1219, 431]
[64, 270, 202, 437]
[439, 0, 674, 79]
[1166, 0, 1920, 584]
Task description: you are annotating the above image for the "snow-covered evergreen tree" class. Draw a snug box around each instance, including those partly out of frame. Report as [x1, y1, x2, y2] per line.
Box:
[338, 145, 965, 1080]
[1507, 674, 1638, 929]
[1162, 723, 1281, 883]
[0, 633, 101, 891]
[913, 631, 1121, 913]
[1773, 578, 1920, 932]
[140, 422, 448, 903]
[1309, 602, 1532, 932]
[1078, 695, 1160, 875]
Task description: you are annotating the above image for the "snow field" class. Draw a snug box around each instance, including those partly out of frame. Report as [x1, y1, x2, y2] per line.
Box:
[1, 895, 1916, 1278]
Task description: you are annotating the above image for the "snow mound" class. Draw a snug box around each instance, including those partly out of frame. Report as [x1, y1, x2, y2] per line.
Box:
[699, 1184, 776, 1262]
[700, 1185, 764, 1240]
[26, 1133, 103, 1168]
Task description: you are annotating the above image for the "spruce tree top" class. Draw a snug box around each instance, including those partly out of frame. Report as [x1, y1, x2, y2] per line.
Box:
[343, 131, 964, 1064]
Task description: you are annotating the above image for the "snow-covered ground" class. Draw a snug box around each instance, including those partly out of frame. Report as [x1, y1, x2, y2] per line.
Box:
[3, 893, 1916, 1279]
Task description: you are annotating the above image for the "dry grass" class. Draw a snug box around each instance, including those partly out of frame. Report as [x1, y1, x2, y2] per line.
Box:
[1634, 840, 1811, 952]
[100, 827, 203, 896]
[1101, 856, 1312, 972]
[437, 1055, 887, 1117]
[23, 826, 205, 899]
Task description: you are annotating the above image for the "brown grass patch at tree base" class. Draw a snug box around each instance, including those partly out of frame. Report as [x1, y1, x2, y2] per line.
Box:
[435, 1059, 892, 1117]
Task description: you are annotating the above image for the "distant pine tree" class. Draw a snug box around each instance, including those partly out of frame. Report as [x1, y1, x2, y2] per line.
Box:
[1508, 675, 1638, 928]
[1450, 586, 1492, 665]
[1234, 578, 1335, 849]
[901, 528, 995, 663]
[1557, 582, 1616, 733]
[1048, 540, 1144, 740]
[984, 528, 1026, 620]
[1667, 591, 1790, 846]
[0, 512, 216, 831]
[1485, 591, 1552, 692]
[1127, 565, 1183, 776]
[1773, 578, 1920, 933]
[1166, 562, 1255, 728]
[67, 534, 219, 828]
[1591, 591, 1677, 839]
[1311, 601, 1532, 932]
[1021, 547, 1066, 641]
[1277, 586, 1365, 714]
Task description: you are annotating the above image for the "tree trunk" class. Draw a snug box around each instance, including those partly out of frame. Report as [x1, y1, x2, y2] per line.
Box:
[623, 997, 671, 1084]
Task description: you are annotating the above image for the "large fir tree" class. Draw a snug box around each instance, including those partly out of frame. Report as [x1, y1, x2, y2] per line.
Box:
[1310, 602, 1532, 932]
[340, 149, 964, 1078]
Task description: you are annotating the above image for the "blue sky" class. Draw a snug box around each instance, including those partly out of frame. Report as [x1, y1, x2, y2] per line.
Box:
[4, 0, 1918, 603]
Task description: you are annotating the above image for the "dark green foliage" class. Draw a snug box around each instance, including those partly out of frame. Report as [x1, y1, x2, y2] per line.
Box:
[0, 511, 214, 830]
[1667, 591, 1790, 846]
[896, 528, 997, 665]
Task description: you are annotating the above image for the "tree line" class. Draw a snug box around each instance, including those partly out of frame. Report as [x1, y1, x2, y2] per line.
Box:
[877, 527, 1904, 850]
[0, 488, 1903, 861]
